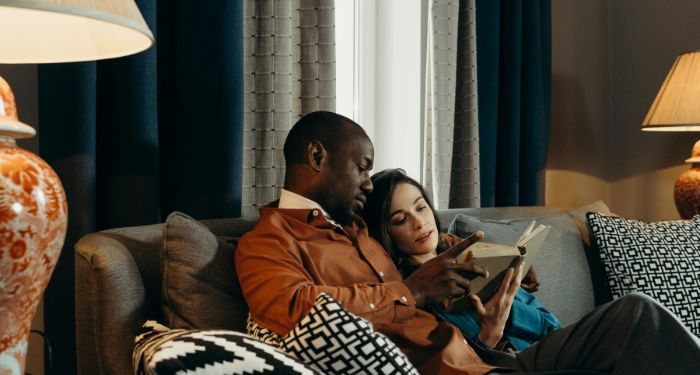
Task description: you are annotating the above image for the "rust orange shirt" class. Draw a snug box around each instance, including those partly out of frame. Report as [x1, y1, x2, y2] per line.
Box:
[235, 206, 497, 374]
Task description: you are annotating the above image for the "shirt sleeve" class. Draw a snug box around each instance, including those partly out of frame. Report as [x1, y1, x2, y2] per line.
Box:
[235, 232, 417, 336]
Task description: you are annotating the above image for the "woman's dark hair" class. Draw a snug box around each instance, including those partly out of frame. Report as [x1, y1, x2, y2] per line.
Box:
[361, 168, 441, 276]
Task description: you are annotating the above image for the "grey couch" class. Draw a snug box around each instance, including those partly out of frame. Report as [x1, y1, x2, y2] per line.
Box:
[75, 203, 610, 374]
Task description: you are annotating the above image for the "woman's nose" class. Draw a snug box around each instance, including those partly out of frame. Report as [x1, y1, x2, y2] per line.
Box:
[415, 218, 424, 230]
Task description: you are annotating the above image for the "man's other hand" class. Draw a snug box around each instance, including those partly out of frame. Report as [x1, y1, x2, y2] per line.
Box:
[403, 231, 488, 307]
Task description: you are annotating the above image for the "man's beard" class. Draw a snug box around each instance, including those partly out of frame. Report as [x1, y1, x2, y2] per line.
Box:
[327, 205, 356, 226]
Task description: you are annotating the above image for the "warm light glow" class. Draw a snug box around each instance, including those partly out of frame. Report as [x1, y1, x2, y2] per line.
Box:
[642, 51, 700, 131]
[0, 0, 153, 63]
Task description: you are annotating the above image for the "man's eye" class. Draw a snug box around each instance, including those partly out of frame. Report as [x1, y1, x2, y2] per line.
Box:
[417, 205, 427, 211]
[358, 165, 366, 172]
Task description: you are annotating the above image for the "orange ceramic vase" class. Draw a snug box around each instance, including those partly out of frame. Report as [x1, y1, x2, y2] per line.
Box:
[674, 141, 700, 219]
[0, 77, 67, 374]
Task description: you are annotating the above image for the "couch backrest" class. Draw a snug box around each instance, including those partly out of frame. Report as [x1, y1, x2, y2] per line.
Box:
[75, 206, 598, 375]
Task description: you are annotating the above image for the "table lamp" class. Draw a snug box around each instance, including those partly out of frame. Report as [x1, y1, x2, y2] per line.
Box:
[0, 1, 153, 374]
[642, 51, 700, 219]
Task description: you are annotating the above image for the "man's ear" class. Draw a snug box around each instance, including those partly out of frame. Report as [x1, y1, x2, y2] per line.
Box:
[307, 140, 327, 172]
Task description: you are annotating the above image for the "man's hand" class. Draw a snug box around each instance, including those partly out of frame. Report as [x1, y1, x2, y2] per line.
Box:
[403, 231, 488, 307]
[472, 263, 523, 348]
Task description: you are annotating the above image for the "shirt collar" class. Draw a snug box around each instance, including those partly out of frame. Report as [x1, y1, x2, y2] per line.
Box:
[279, 189, 341, 227]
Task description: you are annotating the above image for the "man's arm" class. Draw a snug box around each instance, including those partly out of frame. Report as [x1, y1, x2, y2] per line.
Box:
[235, 233, 416, 336]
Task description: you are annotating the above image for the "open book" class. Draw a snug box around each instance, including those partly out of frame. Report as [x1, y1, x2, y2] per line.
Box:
[443, 221, 550, 313]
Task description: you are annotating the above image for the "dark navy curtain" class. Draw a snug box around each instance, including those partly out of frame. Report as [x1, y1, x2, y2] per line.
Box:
[38, 1, 243, 373]
[476, 0, 551, 207]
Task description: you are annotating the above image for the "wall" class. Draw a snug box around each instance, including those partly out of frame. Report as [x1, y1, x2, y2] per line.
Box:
[547, 0, 700, 221]
[0, 64, 43, 374]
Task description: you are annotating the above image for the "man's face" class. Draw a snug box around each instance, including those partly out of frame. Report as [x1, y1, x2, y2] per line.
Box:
[317, 135, 374, 226]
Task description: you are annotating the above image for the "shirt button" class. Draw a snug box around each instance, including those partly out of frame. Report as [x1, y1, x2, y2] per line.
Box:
[400, 296, 408, 303]
[312, 210, 319, 216]
[369, 303, 376, 310]
[379, 271, 384, 278]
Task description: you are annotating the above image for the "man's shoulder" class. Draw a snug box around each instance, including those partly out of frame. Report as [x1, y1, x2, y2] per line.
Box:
[239, 207, 317, 243]
[241, 209, 293, 240]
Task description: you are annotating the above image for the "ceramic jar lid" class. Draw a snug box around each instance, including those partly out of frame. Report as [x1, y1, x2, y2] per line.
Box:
[0, 76, 35, 139]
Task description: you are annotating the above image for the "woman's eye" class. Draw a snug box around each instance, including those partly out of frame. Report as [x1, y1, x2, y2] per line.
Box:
[392, 217, 406, 225]
[358, 164, 366, 172]
[417, 205, 426, 211]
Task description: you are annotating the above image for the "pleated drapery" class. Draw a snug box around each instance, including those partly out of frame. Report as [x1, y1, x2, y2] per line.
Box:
[242, 0, 336, 217]
[476, 0, 551, 207]
[423, 0, 480, 209]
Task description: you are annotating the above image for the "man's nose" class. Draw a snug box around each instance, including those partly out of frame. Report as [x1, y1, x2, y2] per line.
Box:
[361, 176, 373, 193]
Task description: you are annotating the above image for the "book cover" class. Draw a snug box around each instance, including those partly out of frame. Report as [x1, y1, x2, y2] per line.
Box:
[444, 222, 550, 313]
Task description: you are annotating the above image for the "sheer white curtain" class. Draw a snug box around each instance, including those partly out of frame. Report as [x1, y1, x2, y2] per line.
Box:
[423, 0, 480, 209]
[242, 0, 335, 217]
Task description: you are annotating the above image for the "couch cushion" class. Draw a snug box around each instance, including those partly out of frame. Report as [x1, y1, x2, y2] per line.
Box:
[133, 320, 319, 374]
[587, 212, 700, 335]
[447, 201, 611, 326]
[247, 293, 419, 375]
[161, 211, 248, 331]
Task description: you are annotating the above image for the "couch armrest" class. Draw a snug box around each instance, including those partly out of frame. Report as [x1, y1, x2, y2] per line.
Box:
[75, 233, 149, 375]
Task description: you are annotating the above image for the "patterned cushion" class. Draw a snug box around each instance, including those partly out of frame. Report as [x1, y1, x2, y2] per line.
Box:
[248, 293, 419, 374]
[587, 212, 700, 335]
[133, 320, 320, 374]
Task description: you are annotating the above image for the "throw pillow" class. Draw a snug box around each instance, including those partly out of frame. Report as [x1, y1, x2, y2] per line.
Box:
[447, 201, 612, 325]
[133, 320, 320, 375]
[587, 212, 700, 335]
[247, 293, 419, 375]
[161, 211, 247, 331]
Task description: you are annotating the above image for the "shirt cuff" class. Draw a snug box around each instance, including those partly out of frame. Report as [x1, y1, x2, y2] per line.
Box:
[385, 281, 416, 322]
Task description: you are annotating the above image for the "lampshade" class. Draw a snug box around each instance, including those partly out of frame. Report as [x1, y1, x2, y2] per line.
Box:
[642, 51, 700, 131]
[0, 0, 154, 63]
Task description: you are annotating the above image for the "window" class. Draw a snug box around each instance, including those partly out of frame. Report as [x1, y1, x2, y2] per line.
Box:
[335, 0, 425, 180]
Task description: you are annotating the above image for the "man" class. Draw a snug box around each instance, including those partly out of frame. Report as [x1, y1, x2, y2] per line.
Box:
[235, 111, 700, 374]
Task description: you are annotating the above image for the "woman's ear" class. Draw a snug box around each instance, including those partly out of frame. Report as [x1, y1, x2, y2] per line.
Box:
[307, 140, 326, 172]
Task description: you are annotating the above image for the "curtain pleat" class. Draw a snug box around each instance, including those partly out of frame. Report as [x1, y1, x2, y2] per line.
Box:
[39, 1, 244, 373]
[476, 0, 551, 207]
[449, 0, 481, 208]
[242, 0, 335, 217]
[424, 0, 480, 209]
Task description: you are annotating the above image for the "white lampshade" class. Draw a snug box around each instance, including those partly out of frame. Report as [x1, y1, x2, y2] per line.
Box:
[642, 51, 700, 131]
[0, 0, 154, 63]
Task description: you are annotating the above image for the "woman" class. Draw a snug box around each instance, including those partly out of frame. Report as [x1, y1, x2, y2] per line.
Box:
[361, 168, 560, 351]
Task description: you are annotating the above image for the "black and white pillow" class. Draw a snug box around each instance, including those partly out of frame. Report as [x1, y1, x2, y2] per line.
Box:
[248, 293, 419, 374]
[587, 212, 700, 335]
[133, 321, 319, 374]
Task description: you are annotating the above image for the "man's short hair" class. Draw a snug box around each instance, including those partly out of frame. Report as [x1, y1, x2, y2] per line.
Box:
[283, 111, 360, 166]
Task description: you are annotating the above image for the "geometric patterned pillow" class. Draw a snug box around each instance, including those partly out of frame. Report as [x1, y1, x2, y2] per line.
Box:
[247, 293, 419, 374]
[133, 320, 320, 374]
[587, 212, 700, 335]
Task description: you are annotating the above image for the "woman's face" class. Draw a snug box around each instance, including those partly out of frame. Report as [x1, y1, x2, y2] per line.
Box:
[387, 182, 439, 262]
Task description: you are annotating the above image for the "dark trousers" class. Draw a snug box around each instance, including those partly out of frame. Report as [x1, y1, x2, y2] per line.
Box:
[481, 292, 700, 374]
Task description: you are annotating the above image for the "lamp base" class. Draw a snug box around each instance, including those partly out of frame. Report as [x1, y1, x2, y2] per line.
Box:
[0, 136, 67, 375]
[674, 165, 700, 219]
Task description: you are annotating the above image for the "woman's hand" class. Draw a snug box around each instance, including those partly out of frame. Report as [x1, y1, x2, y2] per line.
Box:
[470, 264, 523, 348]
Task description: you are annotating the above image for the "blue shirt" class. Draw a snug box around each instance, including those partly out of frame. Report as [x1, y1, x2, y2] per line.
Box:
[433, 288, 560, 351]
